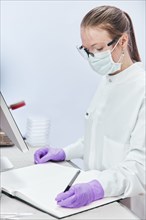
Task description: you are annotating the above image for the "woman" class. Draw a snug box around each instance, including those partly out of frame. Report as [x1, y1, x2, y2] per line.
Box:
[34, 6, 145, 208]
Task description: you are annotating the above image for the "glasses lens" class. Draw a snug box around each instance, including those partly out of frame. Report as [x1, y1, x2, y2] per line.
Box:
[76, 39, 115, 58]
[91, 42, 110, 54]
[76, 46, 89, 59]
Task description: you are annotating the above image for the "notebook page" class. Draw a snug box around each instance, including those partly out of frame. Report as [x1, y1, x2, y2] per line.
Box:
[14, 166, 121, 218]
[2, 163, 121, 218]
[2, 163, 78, 186]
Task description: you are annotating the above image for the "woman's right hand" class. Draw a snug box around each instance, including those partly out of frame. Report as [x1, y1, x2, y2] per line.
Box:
[34, 147, 66, 164]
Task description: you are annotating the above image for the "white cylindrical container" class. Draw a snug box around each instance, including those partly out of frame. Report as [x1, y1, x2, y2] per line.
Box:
[26, 116, 51, 147]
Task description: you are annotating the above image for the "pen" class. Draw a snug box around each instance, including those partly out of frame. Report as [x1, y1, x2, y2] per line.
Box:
[64, 170, 81, 192]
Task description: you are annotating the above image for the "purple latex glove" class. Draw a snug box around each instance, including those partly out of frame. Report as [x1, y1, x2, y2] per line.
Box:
[55, 180, 104, 208]
[34, 147, 65, 164]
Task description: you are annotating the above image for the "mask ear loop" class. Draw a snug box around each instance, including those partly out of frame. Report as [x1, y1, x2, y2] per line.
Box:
[111, 37, 125, 64]
[111, 38, 121, 53]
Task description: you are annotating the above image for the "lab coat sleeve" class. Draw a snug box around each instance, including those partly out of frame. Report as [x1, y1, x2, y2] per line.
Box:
[88, 99, 145, 198]
[63, 137, 84, 160]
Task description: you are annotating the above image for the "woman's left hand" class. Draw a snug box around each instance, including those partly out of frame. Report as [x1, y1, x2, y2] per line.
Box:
[55, 180, 104, 208]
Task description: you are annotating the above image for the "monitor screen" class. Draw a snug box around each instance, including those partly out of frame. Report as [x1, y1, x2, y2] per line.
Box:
[0, 92, 29, 152]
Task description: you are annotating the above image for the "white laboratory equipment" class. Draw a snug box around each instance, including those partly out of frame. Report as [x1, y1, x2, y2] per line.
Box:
[26, 116, 51, 147]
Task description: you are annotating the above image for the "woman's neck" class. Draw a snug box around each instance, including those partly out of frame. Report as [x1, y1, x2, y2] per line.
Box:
[109, 52, 134, 76]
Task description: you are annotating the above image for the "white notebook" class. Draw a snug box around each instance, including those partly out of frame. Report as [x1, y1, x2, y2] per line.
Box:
[1, 162, 121, 219]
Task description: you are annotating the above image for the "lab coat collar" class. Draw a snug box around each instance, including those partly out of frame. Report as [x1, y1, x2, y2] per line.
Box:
[105, 62, 144, 84]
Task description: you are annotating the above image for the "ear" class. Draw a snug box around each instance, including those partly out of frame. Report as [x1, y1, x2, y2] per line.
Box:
[119, 33, 128, 49]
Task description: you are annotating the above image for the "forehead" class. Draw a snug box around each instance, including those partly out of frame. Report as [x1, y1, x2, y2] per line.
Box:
[81, 27, 111, 48]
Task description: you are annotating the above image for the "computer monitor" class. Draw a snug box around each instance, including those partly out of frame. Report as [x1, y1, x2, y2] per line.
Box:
[0, 92, 29, 152]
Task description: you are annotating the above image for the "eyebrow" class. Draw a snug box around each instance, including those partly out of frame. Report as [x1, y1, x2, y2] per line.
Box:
[91, 41, 104, 47]
[82, 42, 100, 48]
[82, 41, 108, 49]
[82, 38, 118, 49]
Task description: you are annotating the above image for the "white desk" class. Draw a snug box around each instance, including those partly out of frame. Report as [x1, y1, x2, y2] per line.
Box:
[0, 146, 139, 220]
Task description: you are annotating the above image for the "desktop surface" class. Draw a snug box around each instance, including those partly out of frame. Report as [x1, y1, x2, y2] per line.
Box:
[0, 146, 139, 220]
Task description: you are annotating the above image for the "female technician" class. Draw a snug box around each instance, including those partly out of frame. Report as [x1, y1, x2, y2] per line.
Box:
[34, 6, 145, 208]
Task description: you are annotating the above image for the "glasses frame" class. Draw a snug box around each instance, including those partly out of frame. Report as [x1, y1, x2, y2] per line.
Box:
[77, 38, 118, 58]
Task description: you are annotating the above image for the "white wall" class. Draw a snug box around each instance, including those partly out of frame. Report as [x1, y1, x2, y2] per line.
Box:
[1, 0, 145, 148]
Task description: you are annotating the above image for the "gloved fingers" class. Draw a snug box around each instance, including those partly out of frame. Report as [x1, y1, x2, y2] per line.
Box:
[34, 151, 42, 164]
[56, 181, 104, 208]
[57, 195, 76, 208]
[34, 148, 49, 163]
[38, 152, 52, 163]
[34, 147, 65, 163]
[55, 189, 74, 202]
[57, 192, 93, 208]
[38, 147, 57, 163]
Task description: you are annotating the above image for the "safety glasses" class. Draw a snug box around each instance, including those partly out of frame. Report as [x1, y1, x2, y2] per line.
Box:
[76, 38, 118, 59]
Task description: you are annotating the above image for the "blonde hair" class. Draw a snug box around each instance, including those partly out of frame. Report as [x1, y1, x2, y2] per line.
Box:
[81, 6, 141, 62]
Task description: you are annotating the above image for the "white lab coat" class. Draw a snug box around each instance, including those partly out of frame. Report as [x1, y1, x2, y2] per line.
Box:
[64, 62, 145, 198]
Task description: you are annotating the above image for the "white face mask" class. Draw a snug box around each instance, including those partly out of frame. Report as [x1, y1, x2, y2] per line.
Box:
[88, 42, 124, 76]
